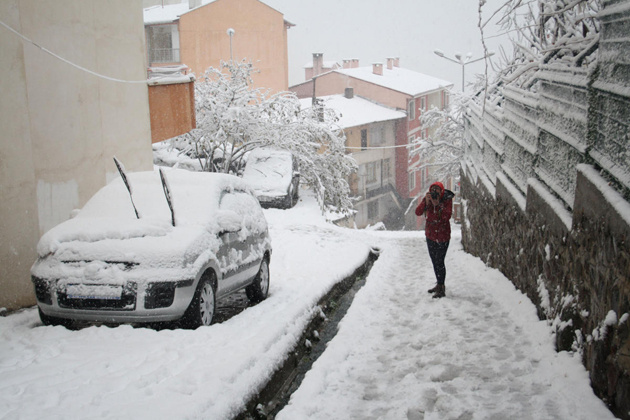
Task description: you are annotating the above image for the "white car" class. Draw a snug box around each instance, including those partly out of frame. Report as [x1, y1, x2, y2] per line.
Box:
[242, 148, 300, 209]
[31, 169, 272, 329]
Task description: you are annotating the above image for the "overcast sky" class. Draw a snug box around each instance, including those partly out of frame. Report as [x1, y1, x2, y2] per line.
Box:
[262, 0, 513, 91]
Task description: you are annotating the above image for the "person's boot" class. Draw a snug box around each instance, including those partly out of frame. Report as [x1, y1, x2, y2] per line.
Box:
[432, 284, 445, 299]
[427, 284, 439, 294]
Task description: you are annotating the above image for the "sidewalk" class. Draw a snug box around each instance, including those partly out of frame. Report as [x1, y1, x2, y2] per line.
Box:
[276, 230, 615, 420]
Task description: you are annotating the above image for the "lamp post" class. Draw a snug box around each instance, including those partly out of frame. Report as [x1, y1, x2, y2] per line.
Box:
[227, 28, 235, 61]
[433, 49, 495, 91]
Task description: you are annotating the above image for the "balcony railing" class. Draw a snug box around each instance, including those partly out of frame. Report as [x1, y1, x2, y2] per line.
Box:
[149, 48, 180, 64]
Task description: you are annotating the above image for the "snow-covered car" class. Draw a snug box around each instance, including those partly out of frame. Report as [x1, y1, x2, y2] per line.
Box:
[242, 148, 300, 209]
[31, 169, 272, 329]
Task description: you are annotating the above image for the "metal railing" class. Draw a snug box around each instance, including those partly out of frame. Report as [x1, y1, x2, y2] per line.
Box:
[149, 48, 180, 64]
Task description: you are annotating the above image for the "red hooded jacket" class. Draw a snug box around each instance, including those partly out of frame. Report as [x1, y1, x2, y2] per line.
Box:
[415, 182, 454, 242]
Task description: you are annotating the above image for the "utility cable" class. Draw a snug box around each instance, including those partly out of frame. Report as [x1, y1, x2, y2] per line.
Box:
[0, 18, 158, 84]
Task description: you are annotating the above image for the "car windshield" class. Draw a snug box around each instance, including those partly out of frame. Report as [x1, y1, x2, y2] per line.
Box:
[242, 149, 293, 192]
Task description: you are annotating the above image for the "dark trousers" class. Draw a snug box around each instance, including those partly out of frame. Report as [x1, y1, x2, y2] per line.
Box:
[427, 239, 450, 285]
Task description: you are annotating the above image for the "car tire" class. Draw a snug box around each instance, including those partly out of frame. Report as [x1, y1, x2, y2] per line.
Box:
[246, 258, 270, 304]
[38, 307, 72, 328]
[180, 274, 216, 329]
[285, 186, 295, 209]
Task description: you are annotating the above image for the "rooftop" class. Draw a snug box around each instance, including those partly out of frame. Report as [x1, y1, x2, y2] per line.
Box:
[300, 94, 406, 129]
[332, 66, 453, 97]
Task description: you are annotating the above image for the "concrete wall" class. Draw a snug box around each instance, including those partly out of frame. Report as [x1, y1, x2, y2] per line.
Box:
[0, 0, 153, 311]
[178, 0, 290, 92]
[460, 0, 630, 416]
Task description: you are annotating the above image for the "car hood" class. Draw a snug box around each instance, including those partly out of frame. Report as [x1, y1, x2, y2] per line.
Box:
[33, 217, 221, 276]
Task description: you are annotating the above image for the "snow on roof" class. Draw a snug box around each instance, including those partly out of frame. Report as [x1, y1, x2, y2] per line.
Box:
[300, 95, 406, 129]
[143, 3, 190, 24]
[333, 66, 453, 97]
[144, 0, 293, 25]
[303, 60, 341, 69]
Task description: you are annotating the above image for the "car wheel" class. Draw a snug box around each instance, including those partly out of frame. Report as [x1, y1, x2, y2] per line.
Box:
[246, 258, 270, 303]
[38, 307, 72, 328]
[285, 186, 295, 208]
[180, 274, 216, 329]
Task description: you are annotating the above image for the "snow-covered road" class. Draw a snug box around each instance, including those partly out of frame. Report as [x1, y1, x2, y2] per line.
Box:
[276, 231, 615, 419]
[0, 192, 615, 419]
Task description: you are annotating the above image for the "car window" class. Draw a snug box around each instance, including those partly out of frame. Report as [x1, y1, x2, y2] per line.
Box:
[219, 190, 267, 234]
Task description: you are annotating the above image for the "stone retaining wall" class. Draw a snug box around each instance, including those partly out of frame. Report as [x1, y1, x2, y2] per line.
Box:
[461, 0, 630, 416]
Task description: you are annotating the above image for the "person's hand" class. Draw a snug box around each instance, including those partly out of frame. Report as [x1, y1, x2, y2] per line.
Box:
[425, 192, 432, 205]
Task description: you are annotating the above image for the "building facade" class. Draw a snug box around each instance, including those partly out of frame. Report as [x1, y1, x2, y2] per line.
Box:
[291, 55, 453, 229]
[0, 0, 153, 311]
[144, 0, 293, 93]
[301, 90, 406, 229]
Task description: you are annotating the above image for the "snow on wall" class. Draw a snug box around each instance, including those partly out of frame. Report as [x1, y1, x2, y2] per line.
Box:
[527, 178, 573, 231]
[497, 172, 526, 212]
[577, 164, 630, 227]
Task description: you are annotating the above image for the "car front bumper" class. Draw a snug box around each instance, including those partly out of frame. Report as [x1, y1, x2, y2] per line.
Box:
[32, 276, 197, 324]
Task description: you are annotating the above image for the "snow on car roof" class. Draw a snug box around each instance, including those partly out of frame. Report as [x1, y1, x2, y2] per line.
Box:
[242, 148, 293, 195]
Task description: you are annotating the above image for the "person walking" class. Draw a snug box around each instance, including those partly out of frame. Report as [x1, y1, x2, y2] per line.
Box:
[415, 182, 454, 298]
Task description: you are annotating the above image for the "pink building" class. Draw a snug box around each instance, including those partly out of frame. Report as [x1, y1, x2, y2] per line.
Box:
[291, 54, 453, 228]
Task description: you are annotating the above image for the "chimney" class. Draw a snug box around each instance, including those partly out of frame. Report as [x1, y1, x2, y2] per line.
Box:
[312, 53, 324, 77]
[189, 0, 201, 9]
[343, 59, 352, 69]
[394, 57, 400, 67]
[352, 59, 359, 68]
[387, 58, 394, 70]
[344, 87, 354, 99]
[372, 63, 383, 76]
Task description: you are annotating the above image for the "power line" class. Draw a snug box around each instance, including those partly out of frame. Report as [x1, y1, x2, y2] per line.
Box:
[346, 143, 417, 150]
[0, 18, 150, 84]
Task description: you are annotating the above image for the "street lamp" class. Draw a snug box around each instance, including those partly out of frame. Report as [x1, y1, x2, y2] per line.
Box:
[434, 49, 495, 91]
[227, 28, 235, 61]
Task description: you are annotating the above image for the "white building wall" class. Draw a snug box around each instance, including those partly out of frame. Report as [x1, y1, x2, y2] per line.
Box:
[0, 0, 153, 310]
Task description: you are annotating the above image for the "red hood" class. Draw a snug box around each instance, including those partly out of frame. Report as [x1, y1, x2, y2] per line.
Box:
[429, 182, 445, 199]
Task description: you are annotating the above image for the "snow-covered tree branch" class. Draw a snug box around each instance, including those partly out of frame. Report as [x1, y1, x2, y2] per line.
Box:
[409, 91, 468, 184]
[477, 0, 601, 97]
[169, 60, 357, 215]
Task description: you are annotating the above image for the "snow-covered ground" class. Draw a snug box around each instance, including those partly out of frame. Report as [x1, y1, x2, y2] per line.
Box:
[0, 190, 614, 419]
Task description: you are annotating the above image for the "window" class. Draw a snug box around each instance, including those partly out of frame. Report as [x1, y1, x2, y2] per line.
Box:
[419, 167, 430, 192]
[420, 96, 426, 113]
[367, 162, 378, 184]
[382, 159, 391, 182]
[409, 171, 416, 191]
[361, 129, 368, 150]
[442, 90, 449, 109]
[408, 100, 415, 120]
[369, 125, 385, 146]
[147, 24, 180, 64]
[368, 200, 379, 219]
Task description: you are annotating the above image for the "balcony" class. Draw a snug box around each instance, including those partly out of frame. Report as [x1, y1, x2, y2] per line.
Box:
[149, 48, 180, 64]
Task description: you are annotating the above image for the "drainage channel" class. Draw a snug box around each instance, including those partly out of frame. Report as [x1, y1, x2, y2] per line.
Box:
[235, 247, 380, 420]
